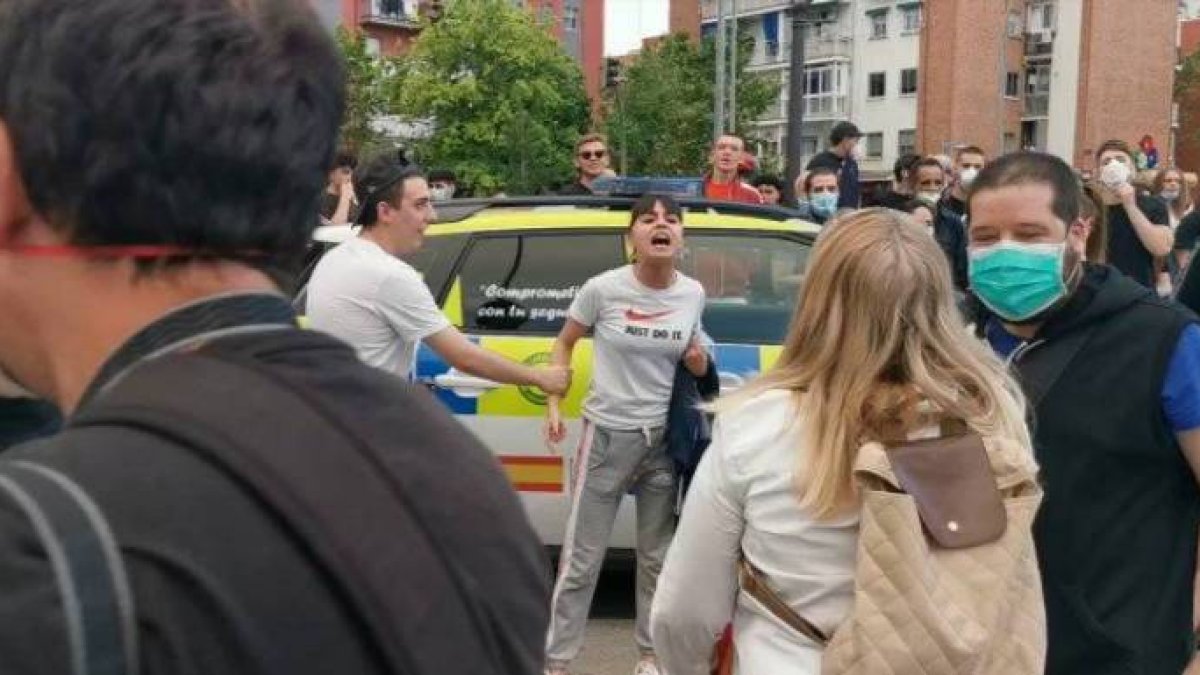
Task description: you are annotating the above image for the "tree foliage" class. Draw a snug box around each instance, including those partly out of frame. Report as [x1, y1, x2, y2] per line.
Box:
[336, 28, 399, 153]
[603, 34, 778, 177]
[396, 0, 591, 195]
[1177, 50, 1200, 147]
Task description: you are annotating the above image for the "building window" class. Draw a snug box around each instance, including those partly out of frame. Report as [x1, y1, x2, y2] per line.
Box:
[563, 5, 579, 31]
[1028, 2, 1056, 32]
[802, 64, 846, 116]
[868, 72, 886, 98]
[802, 136, 819, 158]
[1005, 72, 1020, 98]
[1006, 10, 1023, 38]
[901, 5, 922, 33]
[869, 10, 888, 39]
[898, 129, 916, 157]
[866, 133, 884, 159]
[900, 68, 918, 95]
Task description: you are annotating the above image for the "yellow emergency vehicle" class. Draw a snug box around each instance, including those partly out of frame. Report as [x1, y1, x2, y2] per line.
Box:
[307, 196, 821, 552]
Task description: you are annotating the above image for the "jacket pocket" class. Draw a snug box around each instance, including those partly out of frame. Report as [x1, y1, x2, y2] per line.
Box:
[1047, 585, 1138, 675]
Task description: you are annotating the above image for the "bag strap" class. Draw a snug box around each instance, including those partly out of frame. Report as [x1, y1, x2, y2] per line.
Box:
[0, 461, 138, 675]
[72, 351, 502, 675]
[738, 559, 829, 646]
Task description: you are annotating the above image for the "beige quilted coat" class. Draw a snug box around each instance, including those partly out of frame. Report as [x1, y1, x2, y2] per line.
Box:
[820, 436, 1046, 675]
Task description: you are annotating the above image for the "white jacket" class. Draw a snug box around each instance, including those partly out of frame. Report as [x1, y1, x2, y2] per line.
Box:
[650, 389, 858, 675]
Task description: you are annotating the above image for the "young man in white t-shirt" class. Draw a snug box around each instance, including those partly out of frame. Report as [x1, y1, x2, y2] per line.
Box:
[306, 156, 569, 395]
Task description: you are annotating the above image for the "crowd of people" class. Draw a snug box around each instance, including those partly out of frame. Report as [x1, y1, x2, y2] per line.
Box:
[1, 1, 1200, 675]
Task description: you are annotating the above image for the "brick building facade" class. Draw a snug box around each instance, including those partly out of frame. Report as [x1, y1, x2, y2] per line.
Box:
[919, 0, 1175, 169]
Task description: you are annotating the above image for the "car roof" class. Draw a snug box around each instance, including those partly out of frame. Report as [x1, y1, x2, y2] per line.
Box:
[314, 197, 822, 244]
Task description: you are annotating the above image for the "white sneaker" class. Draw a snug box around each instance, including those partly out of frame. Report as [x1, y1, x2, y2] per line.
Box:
[633, 659, 661, 675]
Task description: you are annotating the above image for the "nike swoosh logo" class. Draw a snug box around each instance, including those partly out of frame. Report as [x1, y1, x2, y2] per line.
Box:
[624, 309, 675, 322]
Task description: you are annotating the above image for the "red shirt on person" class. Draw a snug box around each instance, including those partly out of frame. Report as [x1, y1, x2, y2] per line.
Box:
[704, 177, 764, 204]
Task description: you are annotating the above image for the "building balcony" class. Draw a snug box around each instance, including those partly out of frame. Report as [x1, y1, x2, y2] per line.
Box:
[1024, 33, 1054, 60]
[1024, 94, 1050, 118]
[747, 35, 852, 69]
[803, 94, 847, 120]
[362, 0, 421, 29]
[701, 0, 792, 21]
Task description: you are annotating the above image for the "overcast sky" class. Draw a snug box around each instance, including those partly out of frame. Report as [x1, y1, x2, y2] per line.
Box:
[605, 0, 669, 56]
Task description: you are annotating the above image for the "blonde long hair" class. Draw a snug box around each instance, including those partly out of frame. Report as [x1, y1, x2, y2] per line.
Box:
[719, 209, 1031, 520]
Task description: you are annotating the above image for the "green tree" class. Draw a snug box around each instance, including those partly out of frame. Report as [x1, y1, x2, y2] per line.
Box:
[395, 0, 590, 195]
[604, 34, 778, 177]
[1176, 50, 1200, 147]
[336, 28, 398, 153]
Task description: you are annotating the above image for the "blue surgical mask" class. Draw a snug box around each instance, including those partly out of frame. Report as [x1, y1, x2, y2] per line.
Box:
[810, 192, 839, 217]
[969, 240, 1068, 322]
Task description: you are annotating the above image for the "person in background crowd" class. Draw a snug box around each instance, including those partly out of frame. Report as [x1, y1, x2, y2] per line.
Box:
[1138, 134, 1160, 171]
[560, 133, 612, 196]
[805, 121, 863, 209]
[910, 157, 948, 207]
[1094, 140, 1173, 289]
[1176, 207, 1200, 275]
[1151, 167, 1193, 295]
[901, 199, 935, 230]
[932, 145, 986, 292]
[966, 152, 1200, 675]
[1155, 167, 1192, 229]
[796, 168, 840, 226]
[704, 135, 764, 204]
[651, 208, 1038, 675]
[876, 153, 921, 210]
[320, 147, 357, 225]
[428, 169, 458, 201]
[737, 152, 758, 182]
[306, 154, 570, 396]
[752, 175, 786, 207]
[543, 194, 709, 675]
[1079, 184, 1109, 264]
[0, 0, 553, 672]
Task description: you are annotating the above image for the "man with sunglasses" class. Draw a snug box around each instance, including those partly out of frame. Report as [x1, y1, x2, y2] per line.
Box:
[560, 133, 612, 196]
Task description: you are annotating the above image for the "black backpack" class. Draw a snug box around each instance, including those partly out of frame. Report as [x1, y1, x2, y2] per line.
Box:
[3, 348, 541, 675]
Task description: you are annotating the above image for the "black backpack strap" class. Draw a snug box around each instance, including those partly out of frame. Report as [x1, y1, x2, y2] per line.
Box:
[0, 461, 138, 675]
[72, 352, 503, 675]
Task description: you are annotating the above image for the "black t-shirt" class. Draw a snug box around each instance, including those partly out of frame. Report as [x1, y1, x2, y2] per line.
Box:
[319, 191, 341, 220]
[875, 190, 912, 210]
[1175, 210, 1200, 253]
[0, 398, 60, 451]
[1106, 195, 1169, 288]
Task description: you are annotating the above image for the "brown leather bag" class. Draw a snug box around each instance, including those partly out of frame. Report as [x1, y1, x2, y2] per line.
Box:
[738, 420, 1045, 675]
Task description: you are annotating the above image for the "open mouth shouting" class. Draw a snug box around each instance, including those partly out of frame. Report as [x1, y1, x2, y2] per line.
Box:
[649, 230, 674, 251]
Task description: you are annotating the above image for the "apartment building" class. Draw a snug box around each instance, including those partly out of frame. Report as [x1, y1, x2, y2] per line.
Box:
[699, 0, 920, 179]
[920, 0, 1176, 170]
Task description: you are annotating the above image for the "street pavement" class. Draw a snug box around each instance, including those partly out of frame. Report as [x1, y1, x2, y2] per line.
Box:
[571, 567, 639, 675]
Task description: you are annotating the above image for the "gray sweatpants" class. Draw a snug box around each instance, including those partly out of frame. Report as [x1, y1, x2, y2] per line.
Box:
[545, 422, 677, 668]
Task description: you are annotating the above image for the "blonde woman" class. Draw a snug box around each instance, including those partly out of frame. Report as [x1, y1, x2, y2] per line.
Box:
[649, 209, 1036, 674]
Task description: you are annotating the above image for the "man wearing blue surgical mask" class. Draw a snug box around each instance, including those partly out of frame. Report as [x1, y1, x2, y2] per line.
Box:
[796, 167, 840, 226]
[966, 152, 1200, 675]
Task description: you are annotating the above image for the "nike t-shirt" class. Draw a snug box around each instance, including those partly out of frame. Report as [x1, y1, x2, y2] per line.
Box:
[569, 266, 706, 430]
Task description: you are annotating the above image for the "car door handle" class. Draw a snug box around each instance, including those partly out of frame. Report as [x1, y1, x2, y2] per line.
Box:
[432, 369, 504, 398]
[718, 371, 746, 392]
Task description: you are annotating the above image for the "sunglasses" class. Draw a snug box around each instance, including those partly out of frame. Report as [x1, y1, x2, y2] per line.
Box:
[579, 150, 607, 160]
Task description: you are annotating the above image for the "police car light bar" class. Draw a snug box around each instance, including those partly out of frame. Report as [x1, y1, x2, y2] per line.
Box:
[590, 177, 705, 198]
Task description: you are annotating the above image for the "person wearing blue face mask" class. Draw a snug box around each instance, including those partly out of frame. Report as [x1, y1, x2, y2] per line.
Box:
[965, 152, 1200, 675]
[797, 168, 840, 226]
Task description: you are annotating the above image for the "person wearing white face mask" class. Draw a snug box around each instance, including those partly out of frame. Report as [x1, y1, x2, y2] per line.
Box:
[929, 146, 986, 292]
[805, 121, 862, 210]
[1093, 140, 1173, 290]
[428, 169, 458, 201]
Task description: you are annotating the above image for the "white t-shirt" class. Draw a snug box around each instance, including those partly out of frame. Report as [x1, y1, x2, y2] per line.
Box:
[306, 236, 451, 378]
[569, 266, 707, 430]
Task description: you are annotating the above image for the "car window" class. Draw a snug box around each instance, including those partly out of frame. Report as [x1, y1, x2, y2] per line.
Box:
[678, 233, 811, 344]
[457, 232, 625, 334]
[403, 233, 466, 302]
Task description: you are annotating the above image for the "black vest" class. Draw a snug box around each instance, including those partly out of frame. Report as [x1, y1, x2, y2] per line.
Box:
[1010, 270, 1200, 674]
